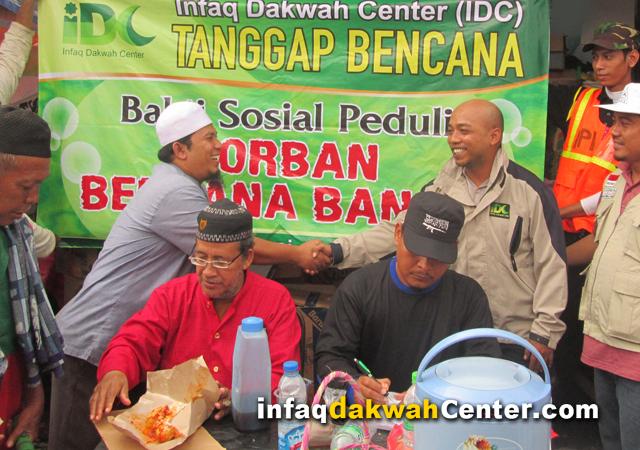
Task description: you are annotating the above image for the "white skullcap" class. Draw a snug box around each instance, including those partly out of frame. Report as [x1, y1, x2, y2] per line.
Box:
[155, 101, 212, 146]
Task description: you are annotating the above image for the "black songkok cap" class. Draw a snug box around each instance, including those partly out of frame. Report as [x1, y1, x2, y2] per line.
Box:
[0, 106, 51, 158]
[197, 199, 253, 243]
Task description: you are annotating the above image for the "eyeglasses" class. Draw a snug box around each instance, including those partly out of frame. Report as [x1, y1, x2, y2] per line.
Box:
[189, 253, 242, 269]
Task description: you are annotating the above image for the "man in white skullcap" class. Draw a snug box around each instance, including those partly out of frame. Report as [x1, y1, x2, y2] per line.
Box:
[50, 102, 325, 449]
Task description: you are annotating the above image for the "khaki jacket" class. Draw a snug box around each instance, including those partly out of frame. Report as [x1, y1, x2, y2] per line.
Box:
[0, 22, 34, 105]
[580, 171, 640, 352]
[335, 149, 568, 348]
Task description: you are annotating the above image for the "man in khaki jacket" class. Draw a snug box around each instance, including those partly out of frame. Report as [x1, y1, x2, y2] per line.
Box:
[571, 83, 640, 450]
[324, 100, 568, 371]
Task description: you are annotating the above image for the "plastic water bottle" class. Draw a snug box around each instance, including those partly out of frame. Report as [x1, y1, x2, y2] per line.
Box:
[330, 420, 366, 449]
[403, 371, 419, 449]
[231, 316, 271, 432]
[276, 360, 307, 450]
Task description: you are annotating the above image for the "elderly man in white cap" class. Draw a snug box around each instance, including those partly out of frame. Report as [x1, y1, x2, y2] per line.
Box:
[49, 102, 324, 450]
[568, 83, 640, 450]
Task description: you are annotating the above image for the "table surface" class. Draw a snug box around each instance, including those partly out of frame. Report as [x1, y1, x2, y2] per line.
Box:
[204, 417, 276, 449]
[204, 417, 389, 449]
[97, 417, 389, 449]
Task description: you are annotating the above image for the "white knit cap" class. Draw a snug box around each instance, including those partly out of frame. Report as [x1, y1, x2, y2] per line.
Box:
[155, 101, 212, 146]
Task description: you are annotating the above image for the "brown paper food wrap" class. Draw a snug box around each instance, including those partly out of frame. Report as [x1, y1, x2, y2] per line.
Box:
[107, 356, 220, 450]
[96, 418, 225, 450]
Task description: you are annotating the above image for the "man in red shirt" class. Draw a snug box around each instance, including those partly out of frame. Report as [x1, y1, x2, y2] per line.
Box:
[89, 199, 301, 422]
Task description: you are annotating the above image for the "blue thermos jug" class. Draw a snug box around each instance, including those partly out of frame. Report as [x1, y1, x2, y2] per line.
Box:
[414, 328, 551, 450]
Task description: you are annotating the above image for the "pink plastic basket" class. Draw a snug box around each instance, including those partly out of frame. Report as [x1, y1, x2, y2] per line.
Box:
[301, 371, 386, 450]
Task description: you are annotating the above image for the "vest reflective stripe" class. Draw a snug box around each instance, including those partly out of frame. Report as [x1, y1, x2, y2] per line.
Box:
[564, 88, 598, 151]
[590, 156, 617, 172]
[560, 150, 617, 171]
[560, 149, 592, 163]
[565, 86, 585, 122]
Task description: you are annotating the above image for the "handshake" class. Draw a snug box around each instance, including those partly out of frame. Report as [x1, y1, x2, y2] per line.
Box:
[289, 240, 334, 275]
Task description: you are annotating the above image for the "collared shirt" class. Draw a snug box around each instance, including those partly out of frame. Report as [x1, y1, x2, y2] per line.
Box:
[98, 272, 301, 393]
[618, 162, 640, 213]
[57, 163, 210, 365]
[462, 168, 489, 205]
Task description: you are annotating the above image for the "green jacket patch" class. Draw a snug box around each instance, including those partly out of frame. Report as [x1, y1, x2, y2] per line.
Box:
[489, 202, 510, 219]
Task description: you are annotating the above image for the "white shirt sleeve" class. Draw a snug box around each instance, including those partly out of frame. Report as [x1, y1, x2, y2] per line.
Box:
[24, 215, 57, 258]
[0, 22, 35, 105]
[580, 191, 601, 216]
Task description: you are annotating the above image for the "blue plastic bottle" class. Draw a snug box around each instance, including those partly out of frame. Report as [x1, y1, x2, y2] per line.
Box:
[276, 360, 307, 449]
[231, 316, 271, 432]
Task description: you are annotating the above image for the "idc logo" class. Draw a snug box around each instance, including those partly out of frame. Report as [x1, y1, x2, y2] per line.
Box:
[63, 2, 155, 46]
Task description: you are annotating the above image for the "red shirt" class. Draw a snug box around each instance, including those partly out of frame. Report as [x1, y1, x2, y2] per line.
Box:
[98, 271, 301, 394]
[618, 162, 640, 213]
[582, 336, 640, 382]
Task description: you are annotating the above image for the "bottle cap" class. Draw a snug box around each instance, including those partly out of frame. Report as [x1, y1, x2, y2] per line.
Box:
[411, 370, 418, 384]
[241, 316, 264, 332]
[15, 433, 35, 450]
[283, 360, 299, 373]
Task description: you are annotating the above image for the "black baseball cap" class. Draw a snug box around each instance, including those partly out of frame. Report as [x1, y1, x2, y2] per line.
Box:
[402, 192, 465, 264]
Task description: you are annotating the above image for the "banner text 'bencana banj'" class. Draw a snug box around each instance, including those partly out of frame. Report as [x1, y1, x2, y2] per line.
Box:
[38, 0, 549, 242]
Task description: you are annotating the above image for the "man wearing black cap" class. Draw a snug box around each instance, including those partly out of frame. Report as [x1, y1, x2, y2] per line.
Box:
[0, 106, 63, 448]
[323, 100, 567, 374]
[315, 192, 499, 402]
[89, 199, 301, 422]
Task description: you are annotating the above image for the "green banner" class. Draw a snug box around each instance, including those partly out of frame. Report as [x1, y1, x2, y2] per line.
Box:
[38, 0, 549, 242]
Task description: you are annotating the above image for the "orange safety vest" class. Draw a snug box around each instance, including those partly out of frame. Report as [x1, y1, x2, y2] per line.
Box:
[553, 87, 618, 234]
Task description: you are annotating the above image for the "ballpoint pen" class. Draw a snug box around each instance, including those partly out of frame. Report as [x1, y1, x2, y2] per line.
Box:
[353, 358, 374, 377]
[353, 358, 388, 396]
